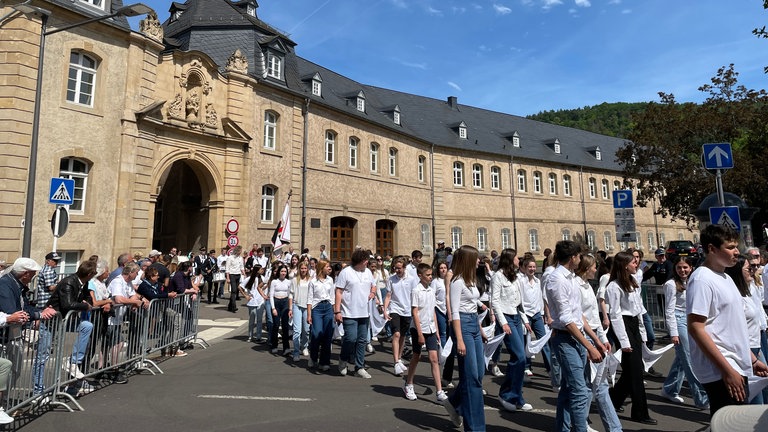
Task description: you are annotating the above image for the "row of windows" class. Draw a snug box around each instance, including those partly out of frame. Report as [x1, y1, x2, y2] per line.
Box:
[323, 131, 428, 180]
[515, 171, 622, 198]
[452, 162, 501, 189]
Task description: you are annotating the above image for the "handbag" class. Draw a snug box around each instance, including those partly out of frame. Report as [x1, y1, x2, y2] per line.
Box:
[213, 272, 225, 282]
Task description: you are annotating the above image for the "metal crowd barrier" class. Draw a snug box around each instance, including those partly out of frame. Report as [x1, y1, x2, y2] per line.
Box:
[0, 293, 204, 416]
[641, 283, 668, 333]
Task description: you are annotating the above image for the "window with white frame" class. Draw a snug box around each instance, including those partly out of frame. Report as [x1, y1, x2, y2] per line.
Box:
[67, 51, 97, 106]
[59, 157, 90, 213]
[533, 171, 542, 194]
[348, 137, 359, 168]
[356, 97, 365, 112]
[421, 224, 431, 250]
[512, 135, 520, 148]
[588, 178, 597, 199]
[693, 234, 699, 244]
[246, 2, 256, 16]
[595, 148, 602, 160]
[477, 228, 488, 251]
[604, 231, 613, 250]
[370, 143, 379, 172]
[324, 131, 335, 163]
[459, 126, 467, 139]
[563, 175, 572, 196]
[635, 231, 642, 250]
[517, 169, 527, 192]
[453, 162, 464, 187]
[261, 185, 276, 222]
[549, 173, 557, 195]
[601, 179, 609, 199]
[659, 232, 666, 246]
[393, 110, 401, 125]
[613, 180, 621, 191]
[388, 147, 397, 176]
[529, 229, 539, 251]
[648, 231, 656, 250]
[490, 166, 500, 190]
[562, 228, 571, 241]
[451, 227, 463, 250]
[678, 232, 684, 240]
[263, 111, 277, 150]
[267, 52, 282, 79]
[587, 230, 596, 250]
[472, 164, 483, 188]
[501, 228, 511, 249]
[78, 0, 104, 10]
[312, 80, 321, 96]
[56, 250, 81, 277]
[619, 241, 627, 250]
[417, 156, 425, 182]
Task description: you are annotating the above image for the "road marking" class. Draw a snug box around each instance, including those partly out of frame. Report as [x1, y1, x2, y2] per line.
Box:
[198, 394, 313, 402]
[486, 407, 556, 414]
[197, 319, 245, 327]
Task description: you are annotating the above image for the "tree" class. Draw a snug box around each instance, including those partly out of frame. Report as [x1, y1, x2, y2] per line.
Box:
[617, 65, 768, 228]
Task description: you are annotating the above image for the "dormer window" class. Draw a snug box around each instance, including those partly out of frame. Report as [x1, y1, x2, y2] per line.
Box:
[356, 96, 365, 112]
[546, 138, 561, 154]
[172, 10, 183, 20]
[393, 110, 400, 125]
[511, 131, 520, 147]
[78, 0, 105, 10]
[246, 3, 256, 16]
[595, 147, 602, 160]
[267, 52, 282, 79]
[554, 142, 561, 154]
[312, 79, 321, 96]
[451, 121, 468, 139]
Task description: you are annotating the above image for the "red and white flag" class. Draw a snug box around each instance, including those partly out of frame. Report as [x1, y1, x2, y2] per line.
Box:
[271, 195, 291, 250]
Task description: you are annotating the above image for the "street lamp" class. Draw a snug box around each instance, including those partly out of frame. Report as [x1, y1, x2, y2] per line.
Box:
[19, 3, 152, 256]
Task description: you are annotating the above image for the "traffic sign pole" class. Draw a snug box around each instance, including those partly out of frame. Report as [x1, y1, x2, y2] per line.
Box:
[716, 169, 725, 206]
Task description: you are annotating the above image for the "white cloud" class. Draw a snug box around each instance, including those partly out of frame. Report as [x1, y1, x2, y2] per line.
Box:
[541, 0, 563, 10]
[621, 8, 632, 14]
[479, 45, 492, 52]
[471, 3, 483, 10]
[574, 0, 590, 7]
[608, 0, 621, 4]
[426, 6, 442, 16]
[452, 6, 467, 14]
[494, 4, 512, 15]
[390, 0, 408, 8]
[448, 81, 463, 91]
[399, 60, 428, 70]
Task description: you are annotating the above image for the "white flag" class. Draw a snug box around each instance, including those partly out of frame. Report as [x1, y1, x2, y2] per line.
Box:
[272, 197, 291, 249]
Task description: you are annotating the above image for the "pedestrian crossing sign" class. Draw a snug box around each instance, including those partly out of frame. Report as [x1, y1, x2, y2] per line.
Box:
[49, 177, 75, 205]
[708, 206, 741, 233]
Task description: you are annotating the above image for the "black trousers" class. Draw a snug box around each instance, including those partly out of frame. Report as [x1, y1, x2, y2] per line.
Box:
[703, 376, 748, 419]
[609, 315, 650, 420]
[227, 275, 241, 312]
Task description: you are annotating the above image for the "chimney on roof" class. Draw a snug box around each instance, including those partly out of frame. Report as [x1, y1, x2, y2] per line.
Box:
[447, 96, 458, 109]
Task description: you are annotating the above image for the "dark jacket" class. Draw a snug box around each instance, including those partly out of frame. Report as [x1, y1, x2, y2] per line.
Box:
[137, 279, 170, 300]
[45, 274, 89, 314]
[642, 259, 675, 285]
[0, 273, 42, 320]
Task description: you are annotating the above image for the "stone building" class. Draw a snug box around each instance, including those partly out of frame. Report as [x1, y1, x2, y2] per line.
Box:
[0, 0, 691, 269]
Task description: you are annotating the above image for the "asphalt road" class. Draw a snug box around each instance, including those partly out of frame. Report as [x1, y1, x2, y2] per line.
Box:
[20, 302, 712, 432]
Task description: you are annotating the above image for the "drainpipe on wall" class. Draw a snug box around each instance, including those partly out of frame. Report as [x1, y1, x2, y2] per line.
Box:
[579, 165, 588, 244]
[430, 143, 436, 250]
[300, 98, 310, 252]
[509, 154, 518, 249]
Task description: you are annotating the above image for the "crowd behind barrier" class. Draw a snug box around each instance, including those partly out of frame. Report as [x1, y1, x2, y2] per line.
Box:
[0, 293, 204, 416]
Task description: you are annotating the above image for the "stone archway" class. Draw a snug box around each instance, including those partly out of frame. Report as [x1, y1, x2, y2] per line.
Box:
[152, 159, 215, 254]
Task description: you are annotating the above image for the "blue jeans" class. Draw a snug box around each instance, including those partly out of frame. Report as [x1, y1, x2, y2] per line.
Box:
[552, 331, 590, 432]
[340, 317, 369, 370]
[309, 301, 334, 365]
[33, 319, 93, 394]
[292, 305, 309, 356]
[587, 335, 622, 432]
[247, 304, 265, 340]
[264, 299, 273, 335]
[436, 308, 449, 348]
[448, 312, 485, 432]
[642, 312, 655, 349]
[750, 348, 766, 405]
[498, 314, 526, 406]
[662, 310, 709, 407]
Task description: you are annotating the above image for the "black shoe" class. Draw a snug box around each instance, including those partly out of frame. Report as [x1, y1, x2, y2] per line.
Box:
[112, 372, 128, 384]
[615, 406, 624, 413]
[633, 417, 657, 425]
[212, 300, 220, 304]
[645, 367, 663, 378]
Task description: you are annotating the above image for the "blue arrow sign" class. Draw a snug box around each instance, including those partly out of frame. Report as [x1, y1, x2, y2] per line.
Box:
[49, 178, 75, 205]
[612, 190, 633, 209]
[702, 143, 734, 170]
[709, 206, 741, 233]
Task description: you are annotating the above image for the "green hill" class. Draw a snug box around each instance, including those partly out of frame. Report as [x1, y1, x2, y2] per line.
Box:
[526, 102, 649, 138]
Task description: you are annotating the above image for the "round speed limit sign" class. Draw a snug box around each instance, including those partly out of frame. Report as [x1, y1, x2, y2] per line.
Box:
[227, 235, 239, 248]
[226, 218, 239, 234]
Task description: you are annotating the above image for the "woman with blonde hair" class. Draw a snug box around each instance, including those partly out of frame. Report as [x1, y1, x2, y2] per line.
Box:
[307, 259, 335, 371]
[289, 260, 312, 361]
[443, 245, 486, 431]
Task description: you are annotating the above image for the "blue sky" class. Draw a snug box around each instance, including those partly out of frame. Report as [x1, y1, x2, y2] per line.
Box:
[133, 0, 768, 116]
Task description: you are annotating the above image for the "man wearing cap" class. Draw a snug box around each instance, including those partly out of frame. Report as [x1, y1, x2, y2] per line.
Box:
[194, 247, 213, 300]
[432, 241, 447, 269]
[643, 248, 674, 285]
[36, 252, 61, 307]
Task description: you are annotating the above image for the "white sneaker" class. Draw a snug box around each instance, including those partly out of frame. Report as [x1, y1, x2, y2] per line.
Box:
[338, 360, 348, 376]
[443, 380, 455, 389]
[394, 361, 406, 376]
[78, 381, 95, 396]
[302, 348, 309, 356]
[403, 383, 417, 400]
[660, 389, 685, 404]
[518, 403, 533, 411]
[443, 399, 462, 427]
[482, 389, 487, 395]
[356, 368, 372, 379]
[524, 369, 533, 376]
[371, 336, 379, 342]
[0, 408, 13, 424]
[68, 362, 85, 380]
[586, 424, 599, 432]
[366, 343, 374, 353]
[501, 399, 533, 411]
[491, 364, 504, 377]
[436, 390, 449, 402]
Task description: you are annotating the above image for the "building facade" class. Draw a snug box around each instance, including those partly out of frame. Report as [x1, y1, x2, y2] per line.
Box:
[0, 0, 691, 269]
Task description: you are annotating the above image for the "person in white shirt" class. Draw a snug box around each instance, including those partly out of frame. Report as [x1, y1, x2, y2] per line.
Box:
[406, 250, 423, 279]
[334, 248, 377, 379]
[442, 245, 486, 431]
[687, 224, 768, 418]
[519, 257, 554, 379]
[403, 263, 447, 402]
[225, 245, 245, 313]
[384, 256, 415, 376]
[289, 261, 311, 361]
[660, 256, 708, 408]
[606, 251, 655, 425]
[491, 249, 533, 412]
[215, 248, 228, 301]
[545, 241, 605, 432]
[240, 264, 267, 342]
[269, 265, 292, 355]
[307, 260, 335, 371]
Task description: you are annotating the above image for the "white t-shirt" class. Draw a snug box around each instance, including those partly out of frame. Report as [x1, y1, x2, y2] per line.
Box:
[687, 266, 752, 384]
[520, 275, 543, 316]
[108, 276, 135, 325]
[410, 282, 437, 334]
[431, 276, 447, 315]
[241, 276, 265, 307]
[308, 276, 335, 308]
[449, 276, 481, 321]
[387, 273, 414, 317]
[335, 266, 375, 319]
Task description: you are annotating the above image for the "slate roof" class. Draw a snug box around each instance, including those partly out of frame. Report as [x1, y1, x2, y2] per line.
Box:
[162, 0, 629, 173]
[46, 0, 131, 32]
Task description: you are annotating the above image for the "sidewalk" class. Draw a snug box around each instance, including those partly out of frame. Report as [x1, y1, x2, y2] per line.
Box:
[194, 295, 249, 344]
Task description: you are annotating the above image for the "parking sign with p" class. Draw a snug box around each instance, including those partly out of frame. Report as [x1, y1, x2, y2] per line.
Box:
[613, 190, 633, 209]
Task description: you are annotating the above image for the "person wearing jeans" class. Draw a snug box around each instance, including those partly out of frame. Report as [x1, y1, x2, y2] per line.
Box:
[307, 260, 335, 369]
[334, 249, 376, 379]
[289, 261, 311, 360]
